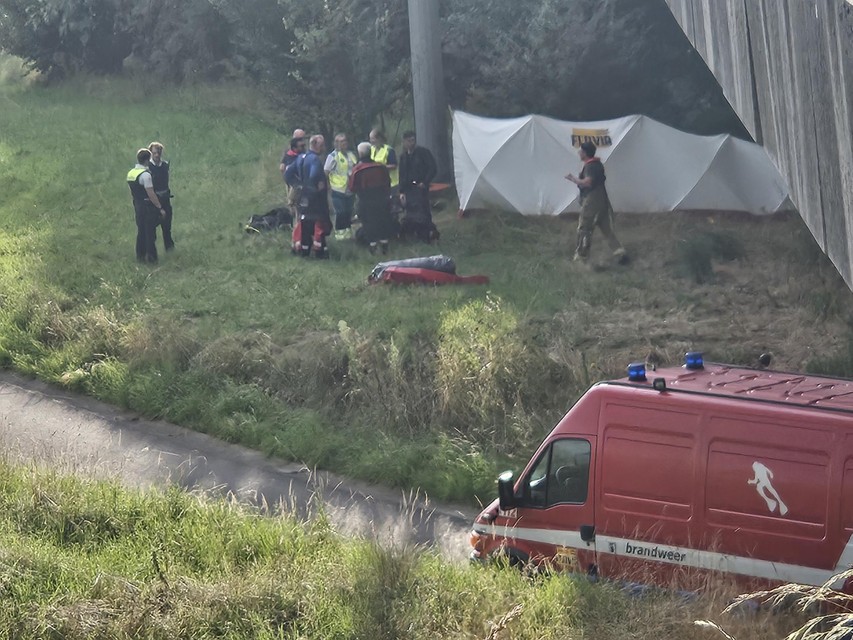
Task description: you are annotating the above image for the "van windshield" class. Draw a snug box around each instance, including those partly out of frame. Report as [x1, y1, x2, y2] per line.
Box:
[527, 439, 591, 507]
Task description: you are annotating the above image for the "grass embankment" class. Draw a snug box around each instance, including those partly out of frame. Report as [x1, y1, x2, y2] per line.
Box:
[1, 69, 852, 503]
[0, 461, 796, 639]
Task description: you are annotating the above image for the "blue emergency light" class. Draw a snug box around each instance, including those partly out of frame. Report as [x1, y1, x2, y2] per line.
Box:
[627, 362, 647, 382]
[684, 351, 704, 370]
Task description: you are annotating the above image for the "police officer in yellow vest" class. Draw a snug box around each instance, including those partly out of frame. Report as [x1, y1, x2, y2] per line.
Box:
[324, 133, 358, 240]
[369, 129, 399, 211]
[127, 148, 166, 264]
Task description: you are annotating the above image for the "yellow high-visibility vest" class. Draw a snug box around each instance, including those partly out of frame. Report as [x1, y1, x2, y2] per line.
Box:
[127, 167, 147, 182]
[371, 144, 399, 187]
[328, 150, 357, 193]
[127, 167, 150, 201]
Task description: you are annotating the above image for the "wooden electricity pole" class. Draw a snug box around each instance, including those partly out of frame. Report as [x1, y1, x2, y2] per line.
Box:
[407, 0, 451, 182]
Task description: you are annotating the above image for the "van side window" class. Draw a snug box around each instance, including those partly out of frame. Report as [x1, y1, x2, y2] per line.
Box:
[526, 439, 591, 507]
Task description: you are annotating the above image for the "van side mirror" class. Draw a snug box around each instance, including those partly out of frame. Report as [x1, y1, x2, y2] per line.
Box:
[497, 471, 516, 511]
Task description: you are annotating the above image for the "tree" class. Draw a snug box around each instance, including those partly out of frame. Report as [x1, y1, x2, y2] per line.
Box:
[128, 0, 233, 81]
[442, 0, 747, 137]
[0, 0, 232, 80]
[0, 0, 133, 76]
[208, 0, 413, 139]
[276, 0, 411, 140]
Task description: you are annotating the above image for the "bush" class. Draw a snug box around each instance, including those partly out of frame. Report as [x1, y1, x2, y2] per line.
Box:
[436, 295, 564, 446]
[0, 0, 231, 80]
[338, 321, 439, 436]
[677, 230, 744, 283]
[807, 330, 853, 378]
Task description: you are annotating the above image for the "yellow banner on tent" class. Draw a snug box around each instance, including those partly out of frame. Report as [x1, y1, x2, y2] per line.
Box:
[571, 128, 613, 148]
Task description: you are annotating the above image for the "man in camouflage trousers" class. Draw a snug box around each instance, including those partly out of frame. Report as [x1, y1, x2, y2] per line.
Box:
[565, 141, 628, 264]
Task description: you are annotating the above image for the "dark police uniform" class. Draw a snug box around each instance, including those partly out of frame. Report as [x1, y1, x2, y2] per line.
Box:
[127, 166, 160, 263]
[399, 145, 438, 242]
[148, 159, 174, 250]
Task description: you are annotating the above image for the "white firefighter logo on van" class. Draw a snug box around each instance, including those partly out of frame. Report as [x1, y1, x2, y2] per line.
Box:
[748, 461, 789, 516]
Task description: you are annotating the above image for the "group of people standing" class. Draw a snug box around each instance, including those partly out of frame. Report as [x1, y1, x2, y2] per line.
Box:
[124, 132, 628, 268]
[126, 142, 174, 264]
[280, 127, 438, 258]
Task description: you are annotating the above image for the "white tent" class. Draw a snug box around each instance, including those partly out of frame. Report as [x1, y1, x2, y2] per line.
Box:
[452, 111, 792, 216]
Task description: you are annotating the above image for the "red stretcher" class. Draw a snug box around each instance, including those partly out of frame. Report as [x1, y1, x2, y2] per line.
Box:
[371, 266, 489, 285]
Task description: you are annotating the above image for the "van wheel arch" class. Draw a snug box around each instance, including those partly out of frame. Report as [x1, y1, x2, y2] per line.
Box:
[491, 547, 530, 569]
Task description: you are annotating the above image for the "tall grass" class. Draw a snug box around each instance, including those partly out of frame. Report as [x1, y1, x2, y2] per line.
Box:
[699, 569, 853, 640]
[0, 460, 803, 639]
[1, 71, 852, 503]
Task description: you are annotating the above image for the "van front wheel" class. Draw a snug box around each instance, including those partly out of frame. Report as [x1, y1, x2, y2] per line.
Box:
[491, 547, 530, 570]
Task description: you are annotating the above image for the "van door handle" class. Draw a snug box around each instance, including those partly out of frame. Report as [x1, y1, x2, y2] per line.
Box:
[580, 524, 595, 543]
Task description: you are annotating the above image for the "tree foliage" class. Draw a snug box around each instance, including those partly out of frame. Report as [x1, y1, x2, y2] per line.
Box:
[0, 0, 744, 137]
[0, 0, 230, 79]
[214, 0, 410, 140]
[127, 0, 232, 81]
[279, 0, 410, 140]
[0, 0, 133, 76]
[442, 0, 746, 136]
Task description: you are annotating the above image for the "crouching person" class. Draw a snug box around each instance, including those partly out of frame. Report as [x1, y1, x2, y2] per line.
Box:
[349, 142, 394, 255]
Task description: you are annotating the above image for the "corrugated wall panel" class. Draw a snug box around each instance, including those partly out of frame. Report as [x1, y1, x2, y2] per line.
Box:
[663, 0, 853, 289]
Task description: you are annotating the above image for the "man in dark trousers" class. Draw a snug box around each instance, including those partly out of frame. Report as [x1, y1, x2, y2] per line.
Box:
[565, 141, 628, 265]
[280, 128, 307, 228]
[147, 141, 174, 251]
[398, 130, 438, 242]
[286, 134, 331, 258]
[127, 148, 166, 264]
[349, 142, 394, 254]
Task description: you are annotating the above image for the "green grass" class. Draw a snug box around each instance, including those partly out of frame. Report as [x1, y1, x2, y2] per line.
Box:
[0, 460, 798, 639]
[1, 69, 853, 504]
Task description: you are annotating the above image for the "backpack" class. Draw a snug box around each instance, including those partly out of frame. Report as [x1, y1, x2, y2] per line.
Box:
[245, 208, 292, 233]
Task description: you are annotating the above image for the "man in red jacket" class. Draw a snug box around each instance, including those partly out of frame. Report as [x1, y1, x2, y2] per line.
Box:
[349, 142, 394, 254]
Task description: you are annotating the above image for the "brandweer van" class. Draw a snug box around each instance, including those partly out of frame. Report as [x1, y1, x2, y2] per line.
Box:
[469, 353, 853, 589]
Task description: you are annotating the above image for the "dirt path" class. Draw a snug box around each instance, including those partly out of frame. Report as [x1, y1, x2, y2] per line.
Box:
[0, 371, 477, 561]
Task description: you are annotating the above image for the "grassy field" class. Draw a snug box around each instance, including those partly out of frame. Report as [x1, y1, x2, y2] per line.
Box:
[0, 460, 803, 639]
[1, 65, 853, 504]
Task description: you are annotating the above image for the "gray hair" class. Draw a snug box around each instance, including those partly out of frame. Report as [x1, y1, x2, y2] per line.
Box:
[357, 141, 371, 158]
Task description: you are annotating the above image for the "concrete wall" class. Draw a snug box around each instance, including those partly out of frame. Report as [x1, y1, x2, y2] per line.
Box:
[664, 0, 853, 290]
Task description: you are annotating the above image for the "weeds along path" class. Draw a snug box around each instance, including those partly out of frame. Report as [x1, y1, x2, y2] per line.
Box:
[0, 370, 476, 561]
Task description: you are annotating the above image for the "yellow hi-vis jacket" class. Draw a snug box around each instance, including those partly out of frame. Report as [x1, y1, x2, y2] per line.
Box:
[328, 150, 358, 193]
[370, 144, 399, 187]
[127, 167, 151, 201]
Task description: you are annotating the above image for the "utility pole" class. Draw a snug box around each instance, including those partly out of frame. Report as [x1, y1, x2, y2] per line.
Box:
[407, 0, 451, 182]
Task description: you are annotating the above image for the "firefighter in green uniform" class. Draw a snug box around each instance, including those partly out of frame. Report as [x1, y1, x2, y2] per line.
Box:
[565, 141, 628, 265]
[127, 148, 166, 264]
